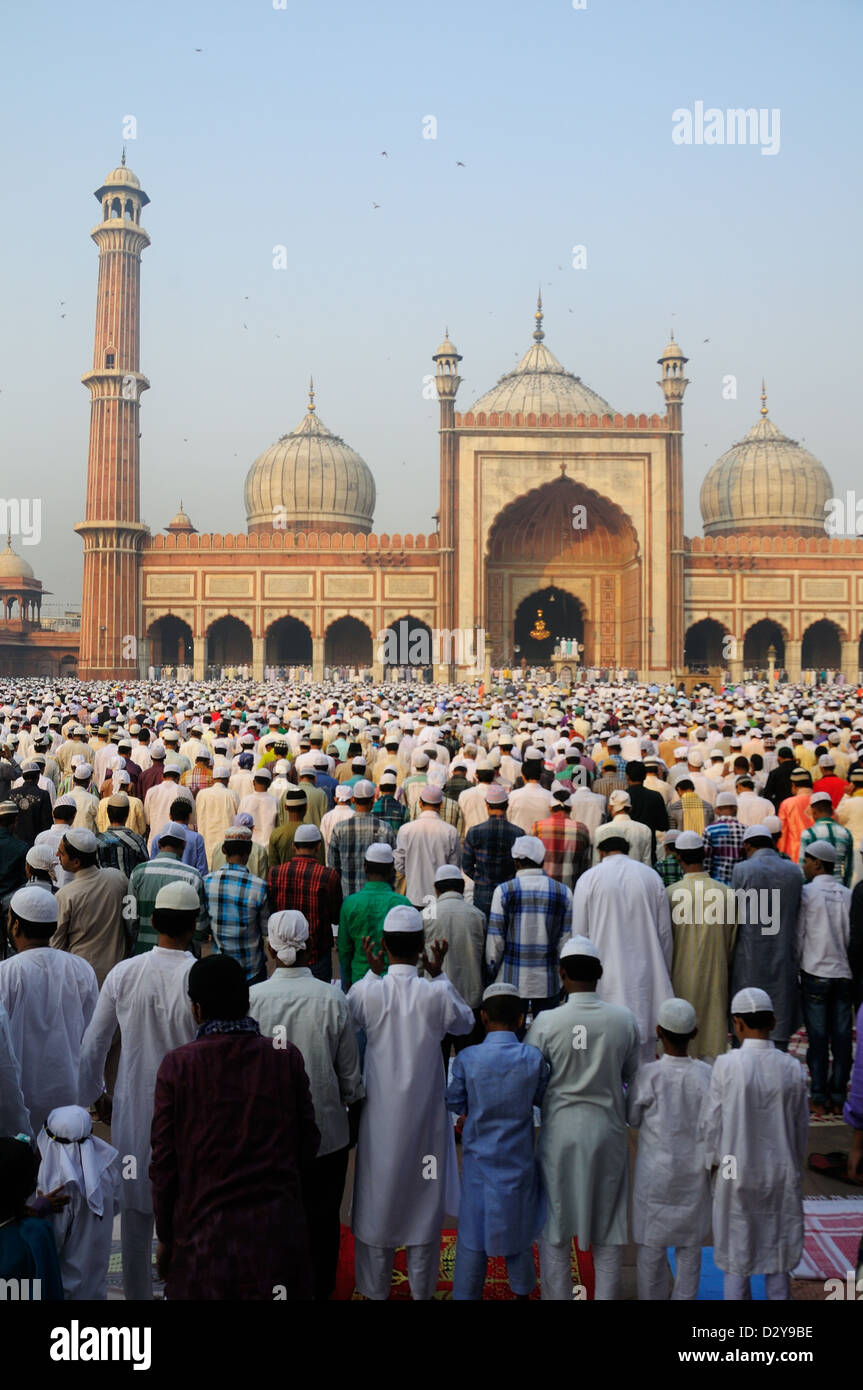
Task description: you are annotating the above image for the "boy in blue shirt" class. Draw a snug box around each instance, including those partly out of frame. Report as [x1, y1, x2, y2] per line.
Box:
[445, 981, 549, 1300]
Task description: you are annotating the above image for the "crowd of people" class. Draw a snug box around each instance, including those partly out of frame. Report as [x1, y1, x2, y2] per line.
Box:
[0, 675, 862, 1302]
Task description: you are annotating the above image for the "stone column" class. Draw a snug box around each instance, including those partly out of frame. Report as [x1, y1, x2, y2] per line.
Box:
[252, 636, 265, 683]
[785, 639, 802, 685]
[193, 635, 206, 681]
[137, 636, 151, 680]
[841, 640, 858, 686]
[728, 657, 744, 686]
[312, 636, 324, 681]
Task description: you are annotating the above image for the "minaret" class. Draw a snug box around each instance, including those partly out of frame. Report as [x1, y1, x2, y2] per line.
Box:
[657, 331, 689, 678]
[75, 155, 151, 679]
[433, 330, 462, 673]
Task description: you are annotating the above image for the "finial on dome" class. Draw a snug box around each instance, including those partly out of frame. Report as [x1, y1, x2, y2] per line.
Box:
[760, 379, 768, 416]
[121, 145, 126, 167]
[308, 375, 315, 413]
[533, 288, 544, 342]
[669, 327, 675, 341]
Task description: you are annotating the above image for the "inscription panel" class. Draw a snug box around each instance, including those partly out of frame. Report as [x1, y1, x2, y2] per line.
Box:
[264, 574, 314, 598]
[145, 573, 195, 598]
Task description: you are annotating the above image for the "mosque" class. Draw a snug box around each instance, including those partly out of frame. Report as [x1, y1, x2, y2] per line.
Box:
[3, 158, 861, 684]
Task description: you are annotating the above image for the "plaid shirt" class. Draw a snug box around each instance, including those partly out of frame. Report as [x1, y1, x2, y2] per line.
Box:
[463, 815, 521, 919]
[327, 813, 396, 897]
[180, 765, 214, 798]
[487, 868, 574, 999]
[203, 864, 270, 980]
[128, 852, 209, 955]
[799, 818, 854, 886]
[593, 772, 627, 802]
[96, 826, 149, 879]
[267, 857, 343, 969]
[654, 855, 681, 887]
[702, 816, 746, 885]
[530, 812, 591, 889]
[372, 793, 408, 835]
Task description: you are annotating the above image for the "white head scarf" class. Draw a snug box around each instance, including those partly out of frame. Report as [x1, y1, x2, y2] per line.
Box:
[37, 1106, 117, 1217]
[267, 910, 310, 965]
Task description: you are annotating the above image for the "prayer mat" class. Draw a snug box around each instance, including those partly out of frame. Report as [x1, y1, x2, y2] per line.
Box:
[105, 1237, 164, 1297]
[333, 1226, 594, 1300]
[791, 1198, 863, 1281]
[683, 1249, 766, 1300]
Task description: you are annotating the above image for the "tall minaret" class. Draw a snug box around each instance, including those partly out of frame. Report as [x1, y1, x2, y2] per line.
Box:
[433, 331, 462, 675]
[75, 155, 150, 679]
[658, 331, 689, 677]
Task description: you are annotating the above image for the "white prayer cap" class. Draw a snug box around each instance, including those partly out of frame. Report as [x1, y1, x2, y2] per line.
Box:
[213, 762, 232, 779]
[365, 842, 394, 865]
[73, 762, 93, 779]
[54, 794, 76, 810]
[253, 764, 272, 781]
[273, 759, 290, 775]
[155, 881, 200, 912]
[413, 753, 429, 769]
[482, 982, 521, 1002]
[267, 910, 310, 965]
[673, 746, 688, 759]
[663, 829, 680, 846]
[675, 831, 704, 851]
[687, 749, 704, 767]
[818, 753, 835, 767]
[763, 815, 782, 834]
[161, 821, 188, 843]
[803, 839, 839, 863]
[485, 784, 508, 804]
[522, 746, 543, 761]
[809, 790, 832, 806]
[512, 835, 546, 865]
[730, 987, 773, 1015]
[10, 885, 58, 922]
[294, 823, 322, 845]
[150, 741, 166, 758]
[434, 863, 463, 886]
[560, 934, 600, 961]
[419, 785, 443, 805]
[335, 784, 354, 803]
[742, 824, 772, 842]
[351, 755, 367, 767]
[715, 791, 738, 809]
[20, 760, 40, 774]
[64, 827, 97, 854]
[26, 845, 57, 873]
[383, 904, 424, 934]
[351, 779, 375, 799]
[608, 790, 631, 809]
[658, 997, 697, 1033]
[223, 825, 253, 844]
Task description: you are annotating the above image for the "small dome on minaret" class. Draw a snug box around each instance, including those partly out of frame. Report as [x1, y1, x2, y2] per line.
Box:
[0, 536, 35, 581]
[165, 501, 197, 535]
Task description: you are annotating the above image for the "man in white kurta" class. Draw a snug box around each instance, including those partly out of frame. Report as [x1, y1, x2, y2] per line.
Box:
[348, 905, 475, 1299]
[237, 770, 279, 848]
[593, 795, 652, 865]
[78, 881, 198, 1301]
[394, 787, 461, 904]
[626, 997, 712, 1300]
[194, 768, 239, 866]
[526, 935, 640, 1300]
[0, 886, 98, 1136]
[699, 987, 809, 1300]
[573, 842, 673, 1063]
[144, 770, 193, 850]
[0, 999, 32, 1138]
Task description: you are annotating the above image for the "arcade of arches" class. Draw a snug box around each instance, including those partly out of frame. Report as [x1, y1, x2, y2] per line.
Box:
[485, 477, 641, 668]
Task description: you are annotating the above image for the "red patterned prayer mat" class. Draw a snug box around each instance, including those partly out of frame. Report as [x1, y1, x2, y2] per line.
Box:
[333, 1225, 594, 1300]
[791, 1198, 863, 1281]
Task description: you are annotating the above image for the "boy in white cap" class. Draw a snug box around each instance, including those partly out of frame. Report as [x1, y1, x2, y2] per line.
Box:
[78, 879, 199, 1301]
[445, 982, 549, 1300]
[527, 935, 640, 1300]
[799, 789, 854, 885]
[0, 886, 98, 1135]
[37, 1104, 120, 1299]
[626, 998, 712, 1300]
[348, 904, 475, 1300]
[700, 986, 808, 1300]
[798, 839, 853, 1115]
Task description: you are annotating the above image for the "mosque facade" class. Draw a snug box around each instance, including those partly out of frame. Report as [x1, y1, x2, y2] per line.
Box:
[21, 159, 862, 685]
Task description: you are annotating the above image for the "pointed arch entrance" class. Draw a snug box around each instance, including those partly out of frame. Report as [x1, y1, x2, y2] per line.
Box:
[485, 476, 640, 667]
[514, 588, 585, 666]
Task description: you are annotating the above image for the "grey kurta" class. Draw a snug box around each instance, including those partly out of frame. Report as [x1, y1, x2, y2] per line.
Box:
[729, 848, 803, 1043]
[525, 994, 640, 1247]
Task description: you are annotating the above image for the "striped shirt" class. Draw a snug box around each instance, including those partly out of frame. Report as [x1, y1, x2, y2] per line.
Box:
[702, 816, 746, 885]
[799, 818, 854, 886]
[203, 865, 270, 980]
[127, 852, 209, 955]
[487, 867, 574, 999]
[96, 826, 149, 879]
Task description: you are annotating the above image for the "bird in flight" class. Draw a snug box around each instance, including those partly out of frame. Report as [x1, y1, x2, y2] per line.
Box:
[243, 323, 248, 329]
[381, 151, 388, 157]
[194, 48, 202, 52]
[60, 313, 66, 318]
[703, 338, 710, 343]
[372, 202, 380, 209]
[456, 161, 465, 167]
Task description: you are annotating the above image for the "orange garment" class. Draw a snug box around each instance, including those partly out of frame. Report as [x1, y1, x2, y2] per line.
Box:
[777, 790, 813, 861]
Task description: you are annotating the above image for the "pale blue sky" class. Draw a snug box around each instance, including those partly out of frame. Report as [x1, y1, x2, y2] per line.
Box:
[1, 0, 859, 609]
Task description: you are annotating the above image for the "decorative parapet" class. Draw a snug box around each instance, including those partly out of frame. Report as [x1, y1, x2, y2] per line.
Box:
[686, 534, 863, 555]
[146, 530, 440, 553]
[454, 409, 667, 430]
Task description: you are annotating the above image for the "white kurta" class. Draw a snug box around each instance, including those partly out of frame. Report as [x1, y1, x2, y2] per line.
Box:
[394, 812, 461, 903]
[507, 784, 556, 833]
[47, 1166, 121, 1299]
[626, 1056, 713, 1247]
[572, 855, 673, 1047]
[237, 790, 278, 847]
[78, 947, 196, 1213]
[194, 782, 239, 865]
[593, 815, 652, 865]
[348, 964, 474, 1247]
[143, 780, 194, 846]
[0, 949, 99, 1135]
[699, 1039, 808, 1276]
[526, 993, 640, 1246]
[0, 1001, 31, 1137]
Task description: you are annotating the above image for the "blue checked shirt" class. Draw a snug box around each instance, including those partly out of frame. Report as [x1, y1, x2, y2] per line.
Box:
[703, 816, 746, 885]
[203, 864, 270, 980]
[463, 815, 521, 919]
[486, 868, 574, 1000]
[327, 813, 396, 898]
[799, 818, 854, 886]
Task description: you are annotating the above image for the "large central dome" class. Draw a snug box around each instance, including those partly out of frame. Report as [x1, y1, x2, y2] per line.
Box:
[245, 382, 376, 535]
[469, 297, 614, 418]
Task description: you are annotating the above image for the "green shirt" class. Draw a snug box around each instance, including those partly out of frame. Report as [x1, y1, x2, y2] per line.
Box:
[337, 880, 412, 987]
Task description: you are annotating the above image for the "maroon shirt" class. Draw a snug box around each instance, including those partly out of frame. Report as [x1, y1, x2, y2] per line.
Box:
[150, 1030, 320, 1299]
[139, 761, 164, 801]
